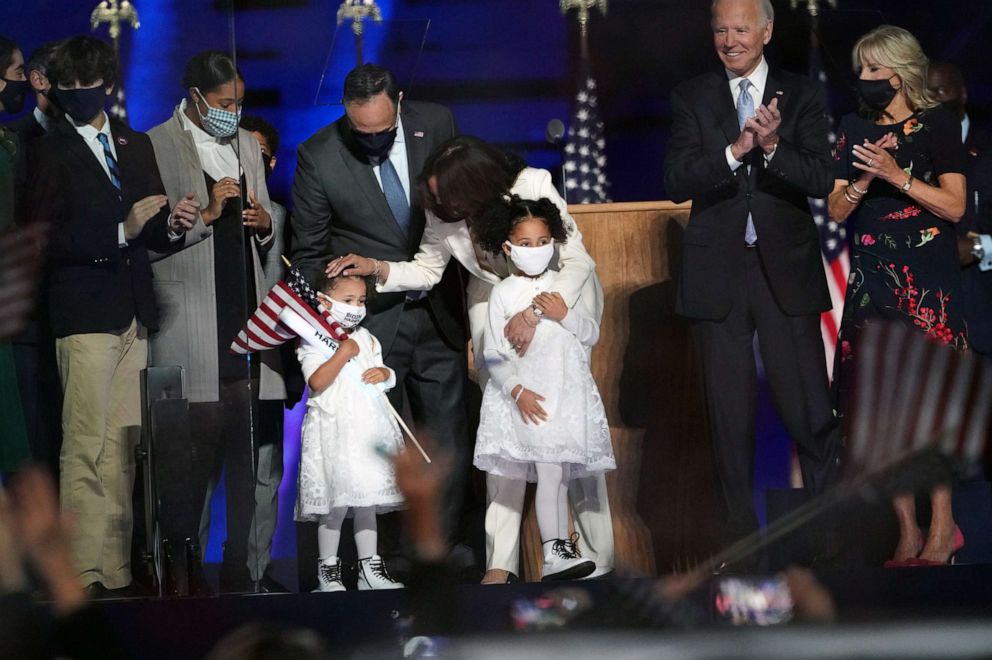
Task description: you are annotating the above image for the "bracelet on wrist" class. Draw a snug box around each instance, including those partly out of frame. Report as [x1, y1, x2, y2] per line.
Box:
[513, 386, 524, 402]
[850, 181, 868, 196]
[371, 259, 381, 280]
[901, 175, 914, 193]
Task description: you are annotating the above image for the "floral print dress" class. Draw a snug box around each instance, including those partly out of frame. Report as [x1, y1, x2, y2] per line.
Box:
[833, 107, 969, 414]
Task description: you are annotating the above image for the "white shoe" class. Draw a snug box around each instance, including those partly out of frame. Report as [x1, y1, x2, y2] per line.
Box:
[541, 537, 595, 581]
[314, 556, 346, 592]
[357, 555, 404, 590]
[580, 566, 614, 580]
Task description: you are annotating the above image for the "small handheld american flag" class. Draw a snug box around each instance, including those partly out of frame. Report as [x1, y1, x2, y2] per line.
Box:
[229, 260, 349, 355]
[230, 257, 431, 463]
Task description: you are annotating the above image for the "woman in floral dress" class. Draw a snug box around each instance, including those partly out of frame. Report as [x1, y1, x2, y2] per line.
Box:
[828, 25, 968, 566]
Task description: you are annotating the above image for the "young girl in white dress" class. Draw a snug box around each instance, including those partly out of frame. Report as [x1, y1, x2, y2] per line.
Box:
[295, 273, 405, 592]
[473, 196, 615, 581]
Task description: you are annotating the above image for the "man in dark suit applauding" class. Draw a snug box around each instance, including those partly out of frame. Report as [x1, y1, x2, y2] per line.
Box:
[664, 0, 840, 544]
[291, 64, 468, 581]
[27, 36, 198, 596]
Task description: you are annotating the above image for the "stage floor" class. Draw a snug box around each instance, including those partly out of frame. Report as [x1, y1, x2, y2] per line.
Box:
[92, 564, 992, 659]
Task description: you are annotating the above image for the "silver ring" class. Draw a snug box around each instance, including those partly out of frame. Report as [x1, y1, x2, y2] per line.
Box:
[868, 158, 875, 167]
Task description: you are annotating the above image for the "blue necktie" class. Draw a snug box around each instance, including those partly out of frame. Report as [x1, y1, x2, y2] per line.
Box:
[737, 79, 758, 246]
[97, 132, 122, 195]
[379, 156, 410, 237]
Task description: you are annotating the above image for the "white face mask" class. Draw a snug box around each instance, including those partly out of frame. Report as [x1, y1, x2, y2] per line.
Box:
[504, 240, 555, 276]
[323, 296, 367, 328]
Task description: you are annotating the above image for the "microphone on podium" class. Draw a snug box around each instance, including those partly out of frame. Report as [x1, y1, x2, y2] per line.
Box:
[545, 118, 565, 145]
[545, 118, 567, 202]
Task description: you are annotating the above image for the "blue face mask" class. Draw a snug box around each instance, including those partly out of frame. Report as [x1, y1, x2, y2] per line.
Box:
[193, 87, 240, 138]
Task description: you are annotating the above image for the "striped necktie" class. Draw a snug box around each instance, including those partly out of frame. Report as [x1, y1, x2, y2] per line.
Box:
[97, 132, 122, 195]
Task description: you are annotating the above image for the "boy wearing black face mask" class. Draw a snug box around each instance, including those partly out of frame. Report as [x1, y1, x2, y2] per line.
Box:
[26, 35, 198, 597]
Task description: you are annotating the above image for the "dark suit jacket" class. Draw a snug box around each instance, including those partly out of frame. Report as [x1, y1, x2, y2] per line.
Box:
[959, 120, 992, 354]
[665, 66, 833, 321]
[27, 118, 178, 338]
[9, 111, 46, 222]
[291, 100, 466, 354]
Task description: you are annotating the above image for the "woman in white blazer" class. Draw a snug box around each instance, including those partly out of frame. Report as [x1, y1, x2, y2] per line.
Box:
[329, 136, 613, 582]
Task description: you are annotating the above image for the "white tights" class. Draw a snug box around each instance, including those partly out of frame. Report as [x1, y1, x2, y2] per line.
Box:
[535, 463, 569, 555]
[317, 506, 378, 560]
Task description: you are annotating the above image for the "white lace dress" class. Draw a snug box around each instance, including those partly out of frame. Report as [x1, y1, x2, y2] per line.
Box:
[474, 271, 615, 482]
[294, 327, 405, 521]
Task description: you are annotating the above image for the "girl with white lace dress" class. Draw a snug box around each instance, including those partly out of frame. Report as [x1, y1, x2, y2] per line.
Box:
[473, 196, 615, 581]
[295, 273, 404, 592]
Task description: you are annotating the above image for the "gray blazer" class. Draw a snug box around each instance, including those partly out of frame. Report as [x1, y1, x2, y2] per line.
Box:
[147, 106, 286, 403]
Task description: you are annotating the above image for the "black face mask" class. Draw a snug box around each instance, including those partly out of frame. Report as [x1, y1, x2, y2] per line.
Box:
[351, 124, 397, 160]
[0, 78, 28, 114]
[857, 76, 899, 112]
[55, 86, 107, 123]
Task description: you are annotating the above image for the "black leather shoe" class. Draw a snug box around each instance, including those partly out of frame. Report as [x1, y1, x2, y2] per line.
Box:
[255, 574, 290, 593]
[84, 582, 111, 599]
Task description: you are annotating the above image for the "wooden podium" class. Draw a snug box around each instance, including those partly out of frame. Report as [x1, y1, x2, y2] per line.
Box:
[517, 201, 725, 580]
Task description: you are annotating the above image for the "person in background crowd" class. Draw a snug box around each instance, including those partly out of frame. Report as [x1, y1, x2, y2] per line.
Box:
[0, 35, 31, 477]
[663, 0, 841, 558]
[927, 61, 992, 358]
[147, 51, 285, 594]
[27, 35, 197, 596]
[827, 26, 968, 566]
[241, 113, 292, 591]
[10, 40, 64, 478]
[329, 135, 613, 583]
[291, 63, 468, 585]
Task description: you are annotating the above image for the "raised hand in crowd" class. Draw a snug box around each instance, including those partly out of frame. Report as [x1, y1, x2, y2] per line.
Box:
[202, 176, 240, 225]
[0, 222, 47, 340]
[2, 467, 86, 615]
[167, 192, 199, 234]
[122, 194, 168, 241]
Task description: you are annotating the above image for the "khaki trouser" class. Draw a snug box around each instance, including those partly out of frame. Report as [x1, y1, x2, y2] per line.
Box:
[56, 319, 146, 590]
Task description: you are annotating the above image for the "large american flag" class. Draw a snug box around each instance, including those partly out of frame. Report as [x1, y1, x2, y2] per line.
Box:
[563, 61, 612, 204]
[809, 29, 849, 374]
[230, 264, 349, 355]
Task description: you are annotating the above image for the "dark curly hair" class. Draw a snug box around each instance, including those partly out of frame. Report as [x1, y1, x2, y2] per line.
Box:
[315, 265, 374, 304]
[474, 195, 568, 255]
[417, 135, 527, 224]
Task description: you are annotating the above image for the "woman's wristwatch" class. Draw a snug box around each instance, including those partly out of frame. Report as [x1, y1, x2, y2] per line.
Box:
[530, 304, 544, 319]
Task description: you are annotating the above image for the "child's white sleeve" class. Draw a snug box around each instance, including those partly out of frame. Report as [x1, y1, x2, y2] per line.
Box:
[369, 335, 397, 392]
[482, 288, 522, 398]
[297, 345, 330, 383]
[559, 307, 601, 347]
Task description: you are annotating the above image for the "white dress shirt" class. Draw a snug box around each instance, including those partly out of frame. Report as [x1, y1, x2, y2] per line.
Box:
[371, 116, 410, 203]
[33, 106, 54, 133]
[724, 56, 776, 169]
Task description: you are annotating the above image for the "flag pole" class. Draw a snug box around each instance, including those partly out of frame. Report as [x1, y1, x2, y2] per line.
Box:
[281, 255, 431, 463]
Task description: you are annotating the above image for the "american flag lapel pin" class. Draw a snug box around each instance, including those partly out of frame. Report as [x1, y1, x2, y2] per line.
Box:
[414, 130, 425, 138]
[117, 136, 128, 146]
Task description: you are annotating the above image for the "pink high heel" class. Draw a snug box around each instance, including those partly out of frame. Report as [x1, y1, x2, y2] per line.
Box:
[905, 527, 964, 566]
[883, 530, 927, 568]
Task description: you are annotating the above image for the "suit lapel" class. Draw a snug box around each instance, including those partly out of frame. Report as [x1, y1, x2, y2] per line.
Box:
[338, 142, 409, 247]
[402, 107, 429, 249]
[715, 74, 742, 144]
[58, 122, 121, 203]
